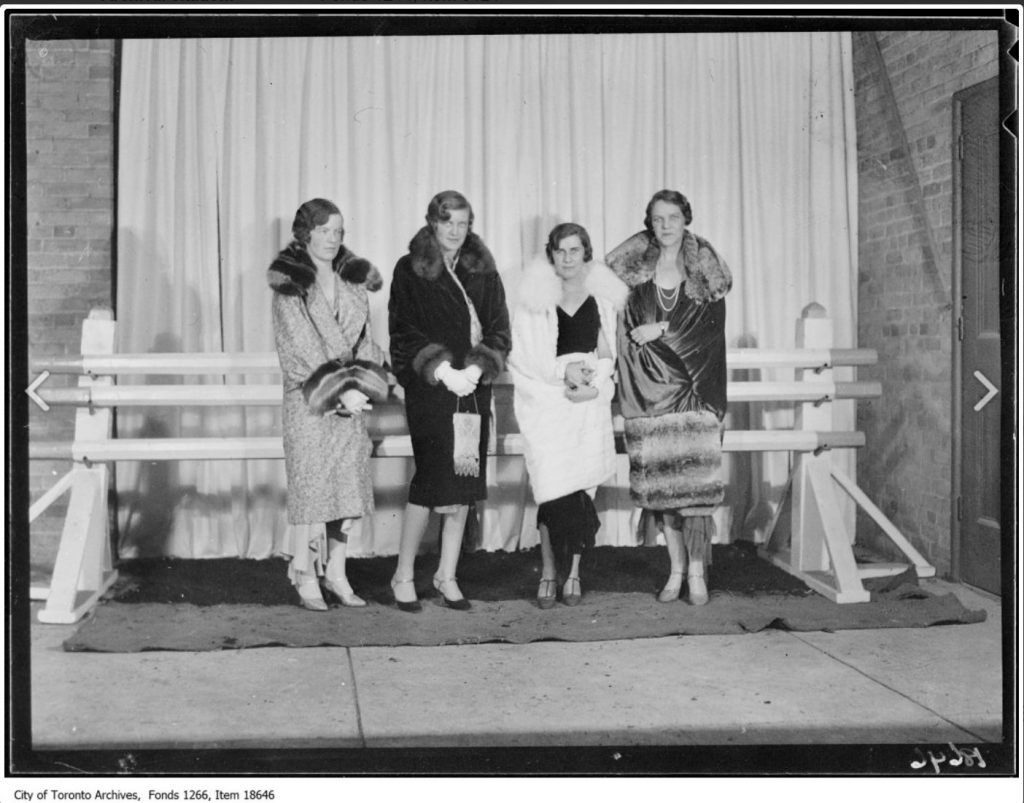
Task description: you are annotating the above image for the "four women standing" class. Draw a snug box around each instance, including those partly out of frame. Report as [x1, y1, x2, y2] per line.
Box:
[271, 189, 730, 610]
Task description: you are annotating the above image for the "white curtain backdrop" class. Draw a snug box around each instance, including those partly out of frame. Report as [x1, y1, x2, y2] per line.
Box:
[115, 32, 858, 560]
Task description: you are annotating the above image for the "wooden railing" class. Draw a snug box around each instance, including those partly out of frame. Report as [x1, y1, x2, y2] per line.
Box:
[26, 305, 934, 623]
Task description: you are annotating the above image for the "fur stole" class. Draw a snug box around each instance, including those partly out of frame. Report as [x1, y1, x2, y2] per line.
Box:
[406, 226, 497, 281]
[517, 258, 630, 313]
[605, 230, 732, 303]
[267, 242, 383, 296]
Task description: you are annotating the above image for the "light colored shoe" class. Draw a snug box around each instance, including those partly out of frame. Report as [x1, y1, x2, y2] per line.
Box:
[296, 576, 327, 612]
[562, 576, 582, 607]
[658, 572, 683, 603]
[537, 577, 558, 610]
[687, 570, 709, 606]
[323, 578, 367, 608]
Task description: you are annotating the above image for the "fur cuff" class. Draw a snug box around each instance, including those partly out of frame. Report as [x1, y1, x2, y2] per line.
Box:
[465, 342, 504, 383]
[302, 359, 389, 415]
[411, 343, 453, 384]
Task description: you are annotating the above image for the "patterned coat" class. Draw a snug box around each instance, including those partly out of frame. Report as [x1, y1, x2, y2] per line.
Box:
[268, 242, 387, 525]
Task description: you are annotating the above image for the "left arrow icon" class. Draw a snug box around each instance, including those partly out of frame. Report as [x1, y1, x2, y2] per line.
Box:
[26, 370, 51, 411]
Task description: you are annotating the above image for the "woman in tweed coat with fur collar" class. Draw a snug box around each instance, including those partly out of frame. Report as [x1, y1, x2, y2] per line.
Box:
[268, 198, 388, 612]
[607, 189, 732, 607]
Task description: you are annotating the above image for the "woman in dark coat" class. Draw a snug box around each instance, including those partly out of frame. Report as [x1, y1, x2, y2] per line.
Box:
[268, 198, 389, 611]
[388, 190, 511, 612]
[607, 189, 732, 606]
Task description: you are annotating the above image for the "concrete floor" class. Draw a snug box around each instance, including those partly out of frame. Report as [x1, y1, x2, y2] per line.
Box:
[21, 578, 1011, 774]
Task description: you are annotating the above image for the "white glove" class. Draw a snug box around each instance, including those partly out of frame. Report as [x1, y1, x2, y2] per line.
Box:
[462, 364, 483, 386]
[338, 388, 371, 414]
[435, 361, 476, 397]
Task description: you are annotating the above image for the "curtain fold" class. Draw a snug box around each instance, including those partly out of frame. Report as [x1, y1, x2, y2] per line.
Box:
[116, 32, 857, 560]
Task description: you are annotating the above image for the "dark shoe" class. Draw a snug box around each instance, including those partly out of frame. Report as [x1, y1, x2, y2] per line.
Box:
[537, 577, 557, 610]
[433, 575, 472, 611]
[390, 575, 422, 613]
[562, 576, 582, 607]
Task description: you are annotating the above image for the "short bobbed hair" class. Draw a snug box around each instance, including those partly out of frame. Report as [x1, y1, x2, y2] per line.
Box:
[425, 190, 474, 231]
[643, 189, 693, 231]
[545, 222, 593, 264]
[292, 198, 342, 245]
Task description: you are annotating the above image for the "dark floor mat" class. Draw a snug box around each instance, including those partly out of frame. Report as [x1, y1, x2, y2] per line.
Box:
[62, 543, 986, 652]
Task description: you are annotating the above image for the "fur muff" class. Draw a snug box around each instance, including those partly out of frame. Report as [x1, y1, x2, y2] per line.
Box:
[302, 359, 389, 416]
[407, 226, 498, 281]
[623, 410, 725, 513]
[606, 230, 731, 303]
[267, 242, 383, 296]
[517, 258, 630, 313]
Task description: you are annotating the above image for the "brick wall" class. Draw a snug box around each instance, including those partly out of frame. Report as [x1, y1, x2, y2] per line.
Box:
[26, 39, 116, 581]
[852, 30, 999, 575]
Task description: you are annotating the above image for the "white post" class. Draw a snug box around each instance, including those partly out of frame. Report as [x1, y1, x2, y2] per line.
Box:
[792, 303, 833, 574]
[760, 303, 870, 603]
[38, 308, 119, 624]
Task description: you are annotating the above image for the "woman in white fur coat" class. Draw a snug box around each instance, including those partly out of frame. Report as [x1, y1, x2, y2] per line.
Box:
[508, 223, 629, 608]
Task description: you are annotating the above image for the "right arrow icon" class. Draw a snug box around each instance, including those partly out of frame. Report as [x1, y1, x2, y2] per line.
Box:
[973, 370, 999, 412]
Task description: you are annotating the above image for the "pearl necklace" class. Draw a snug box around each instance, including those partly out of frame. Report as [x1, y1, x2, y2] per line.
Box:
[656, 282, 680, 312]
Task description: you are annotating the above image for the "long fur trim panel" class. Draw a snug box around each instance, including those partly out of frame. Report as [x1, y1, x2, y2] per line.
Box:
[465, 342, 505, 382]
[606, 230, 732, 303]
[302, 359, 389, 415]
[411, 342, 454, 384]
[268, 242, 383, 296]
[517, 258, 629, 313]
[407, 226, 497, 281]
[624, 411, 725, 512]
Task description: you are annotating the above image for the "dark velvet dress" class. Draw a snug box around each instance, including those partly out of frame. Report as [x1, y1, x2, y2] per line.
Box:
[536, 296, 603, 567]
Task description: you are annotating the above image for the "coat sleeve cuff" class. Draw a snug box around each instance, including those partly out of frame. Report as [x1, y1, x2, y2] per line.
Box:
[411, 343, 454, 385]
[465, 343, 505, 383]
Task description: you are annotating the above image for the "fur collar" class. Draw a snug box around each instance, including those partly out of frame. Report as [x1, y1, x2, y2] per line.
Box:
[606, 229, 732, 302]
[517, 258, 630, 313]
[407, 226, 497, 281]
[267, 242, 383, 296]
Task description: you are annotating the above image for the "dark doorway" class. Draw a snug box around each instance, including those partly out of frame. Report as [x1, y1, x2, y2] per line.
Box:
[953, 75, 1001, 595]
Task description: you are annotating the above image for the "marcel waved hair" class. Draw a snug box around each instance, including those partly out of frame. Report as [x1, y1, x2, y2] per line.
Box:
[544, 222, 593, 264]
[643, 189, 693, 231]
[425, 190, 474, 231]
[292, 198, 343, 245]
